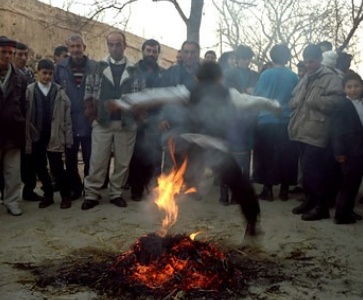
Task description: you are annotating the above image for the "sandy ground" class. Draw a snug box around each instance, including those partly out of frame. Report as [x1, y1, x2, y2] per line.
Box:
[1, 174, 363, 300]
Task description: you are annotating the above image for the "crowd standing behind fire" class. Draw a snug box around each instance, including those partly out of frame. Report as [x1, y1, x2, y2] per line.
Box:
[0, 32, 363, 227]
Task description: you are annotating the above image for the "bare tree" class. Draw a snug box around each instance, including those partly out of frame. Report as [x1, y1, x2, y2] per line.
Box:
[336, 0, 363, 52]
[214, 0, 363, 68]
[152, 0, 204, 42]
[65, 0, 204, 43]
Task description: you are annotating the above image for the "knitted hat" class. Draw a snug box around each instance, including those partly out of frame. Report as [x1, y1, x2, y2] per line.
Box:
[0, 37, 17, 48]
[322, 50, 337, 68]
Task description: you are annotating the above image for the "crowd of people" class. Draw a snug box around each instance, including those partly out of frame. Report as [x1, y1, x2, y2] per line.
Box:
[0, 32, 362, 228]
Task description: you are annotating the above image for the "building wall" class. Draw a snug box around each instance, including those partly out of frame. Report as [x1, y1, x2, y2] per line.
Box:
[0, 0, 177, 67]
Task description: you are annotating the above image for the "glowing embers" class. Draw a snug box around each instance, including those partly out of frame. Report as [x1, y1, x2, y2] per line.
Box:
[110, 233, 230, 292]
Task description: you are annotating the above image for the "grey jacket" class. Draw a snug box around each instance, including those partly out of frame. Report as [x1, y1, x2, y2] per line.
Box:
[288, 66, 343, 148]
[25, 83, 73, 154]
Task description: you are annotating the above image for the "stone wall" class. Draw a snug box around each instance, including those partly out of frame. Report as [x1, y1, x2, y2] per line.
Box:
[0, 0, 177, 67]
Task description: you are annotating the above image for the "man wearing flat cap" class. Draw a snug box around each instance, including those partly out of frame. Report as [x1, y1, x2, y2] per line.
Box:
[0, 37, 27, 216]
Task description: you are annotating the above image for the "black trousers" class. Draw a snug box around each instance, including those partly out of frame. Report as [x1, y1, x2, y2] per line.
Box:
[21, 148, 38, 197]
[335, 157, 363, 219]
[65, 136, 91, 194]
[253, 124, 298, 186]
[299, 143, 335, 210]
[175, 138, 260, 231]
[128, 128, 162, 196]
[32, 140, 70, 199]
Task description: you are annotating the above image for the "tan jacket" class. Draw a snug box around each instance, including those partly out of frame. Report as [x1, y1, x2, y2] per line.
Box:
[288, 66, 343, 148]
[25, 83, 73, 154]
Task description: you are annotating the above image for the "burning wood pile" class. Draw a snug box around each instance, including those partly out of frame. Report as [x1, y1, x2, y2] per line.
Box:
[14, 155, 287, 299]
[98, 232, 245, 298]
[92, 157, 250, 298]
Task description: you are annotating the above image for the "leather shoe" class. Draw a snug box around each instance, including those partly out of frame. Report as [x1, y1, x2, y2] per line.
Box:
[110, 197, 127, 207]
[292, 198, 315, 215]
[81, 200, 99, 210]
[60, 198, 72, 209]
[289, 186, 304, 194]
[39, 198, 54, 208]
[7, 206, 22, 216]
[301, 207, 330, 221]
[131, 193, 142, 201]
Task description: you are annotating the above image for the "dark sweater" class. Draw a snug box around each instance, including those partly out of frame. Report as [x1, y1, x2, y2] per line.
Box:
[33, 83, 57, 142]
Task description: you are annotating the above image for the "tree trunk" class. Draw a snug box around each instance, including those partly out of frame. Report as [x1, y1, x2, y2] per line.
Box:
[186, 0, 204, 42]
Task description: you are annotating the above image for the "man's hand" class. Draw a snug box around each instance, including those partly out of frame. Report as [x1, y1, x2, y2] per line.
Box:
[84, 98, 98, 123]
[159, 120, 170, 132]
[104, 99, 122, 114]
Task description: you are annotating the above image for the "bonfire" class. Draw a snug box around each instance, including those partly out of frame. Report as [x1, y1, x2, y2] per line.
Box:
[97, 157, 240, 297]
[17, 154, 285, 299]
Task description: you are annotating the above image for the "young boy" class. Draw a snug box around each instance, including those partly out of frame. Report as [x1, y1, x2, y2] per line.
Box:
[25, 59, 73, 209]
[332, 72, 363, 224]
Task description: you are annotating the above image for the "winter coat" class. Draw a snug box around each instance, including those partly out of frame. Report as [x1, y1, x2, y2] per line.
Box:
[288, 66, 343, 148]
[25, 83, 73, 154]
[0, 64, 27, 150]
[83, 56, 137, 128]
[53, 56, 97, 137]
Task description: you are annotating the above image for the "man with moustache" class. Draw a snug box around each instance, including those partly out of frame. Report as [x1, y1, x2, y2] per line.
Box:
[82, 31, 139, 210]
[13, 42, 42, 203]
[13, 43, 35, 84]
[54, 34, 97, 200]
[127, 39, 164, 201]
[0, 37, 27, 216]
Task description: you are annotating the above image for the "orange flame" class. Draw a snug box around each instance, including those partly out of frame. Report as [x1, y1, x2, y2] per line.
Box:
[154, 158, 189, 237]
[154, 139, 197, 236]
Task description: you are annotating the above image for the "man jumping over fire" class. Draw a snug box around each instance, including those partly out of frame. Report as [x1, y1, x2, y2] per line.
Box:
[105, 62, 281, 236]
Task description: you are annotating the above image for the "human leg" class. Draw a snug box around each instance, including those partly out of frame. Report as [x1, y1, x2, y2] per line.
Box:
[83, 122, 113, 209]
[2, 149, 22, 216]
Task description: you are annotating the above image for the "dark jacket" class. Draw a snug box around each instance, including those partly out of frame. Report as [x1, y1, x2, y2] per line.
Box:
[53, 56, 97, 137]
[332, 97, 363, 159]
[0, 64, 27, 150]
[84, 56, 138, 127]
[161, 63, 198, 90]
[134, 60, 164, 89]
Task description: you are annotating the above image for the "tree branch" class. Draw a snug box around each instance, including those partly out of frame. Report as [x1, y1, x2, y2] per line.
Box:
[152, 0, 188, 23]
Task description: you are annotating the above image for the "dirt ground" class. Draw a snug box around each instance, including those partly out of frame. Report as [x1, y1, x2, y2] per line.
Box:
[1, 173, 363, 300]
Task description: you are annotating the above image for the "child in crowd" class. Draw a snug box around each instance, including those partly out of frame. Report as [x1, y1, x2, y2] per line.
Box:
[25, 59, 73, 209]
[332, 72, 363, 224]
